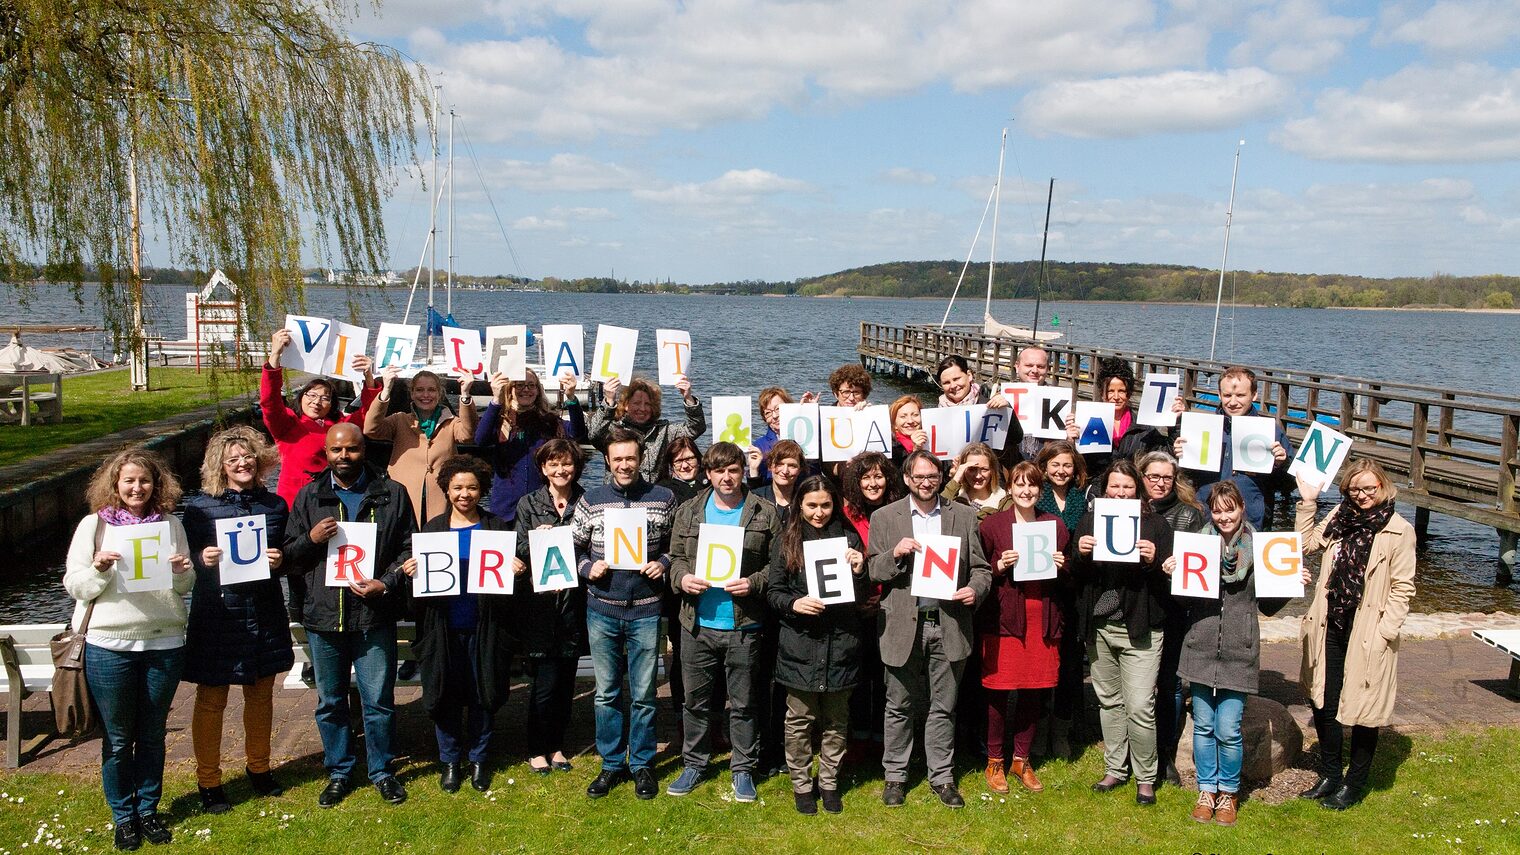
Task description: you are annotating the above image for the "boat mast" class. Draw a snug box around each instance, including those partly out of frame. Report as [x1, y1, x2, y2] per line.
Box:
[1210, 140, 1244, 361]
[1033, 178, 1053, 337]
[447, 109, 455, 318]
[984, 128, 1007, 320]
[427, 86, 439, 363]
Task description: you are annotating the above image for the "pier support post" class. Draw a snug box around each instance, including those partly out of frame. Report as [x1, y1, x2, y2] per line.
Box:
[1414, 507, 1431, 548]
[1499, 530, 1516, 588]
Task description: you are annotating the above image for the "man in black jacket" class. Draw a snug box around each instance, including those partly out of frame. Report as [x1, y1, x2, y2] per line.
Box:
[283, 423, 414, 808]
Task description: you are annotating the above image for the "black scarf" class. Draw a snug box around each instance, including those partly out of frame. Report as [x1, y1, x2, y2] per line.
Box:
[1321, 500, 1394, 634]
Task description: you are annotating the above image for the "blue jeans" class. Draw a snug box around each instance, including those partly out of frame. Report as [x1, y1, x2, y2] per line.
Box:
[585, 610, 660, 772]
[433, 629, 493, 764]
[84, 644, 185, 824]
[1191, 684, 1246, 793]
[309, 628, 398, 783]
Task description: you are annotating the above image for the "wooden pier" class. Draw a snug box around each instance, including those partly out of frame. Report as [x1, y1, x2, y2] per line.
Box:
[859, 322, 1520, 584]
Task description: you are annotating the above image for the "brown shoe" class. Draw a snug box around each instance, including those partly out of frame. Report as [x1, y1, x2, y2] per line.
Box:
[984, 757, 1009, 793]
[1213, 791, 1238, 826]
[1009, 757, 1044, 792]
[1190, 790, 1215, 823]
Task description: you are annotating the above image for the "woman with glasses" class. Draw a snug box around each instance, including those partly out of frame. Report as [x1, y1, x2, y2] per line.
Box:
[1295, 460, 1416, 811]
[474, 370, 585, 524]
[747, 387, 794, 484]
[656, 435, 708, 506]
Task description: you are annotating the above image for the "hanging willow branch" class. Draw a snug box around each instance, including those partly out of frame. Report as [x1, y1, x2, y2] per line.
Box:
[0, 0, 428, 353]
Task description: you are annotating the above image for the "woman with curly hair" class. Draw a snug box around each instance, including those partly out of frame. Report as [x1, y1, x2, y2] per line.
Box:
[589, 374, 706, 483]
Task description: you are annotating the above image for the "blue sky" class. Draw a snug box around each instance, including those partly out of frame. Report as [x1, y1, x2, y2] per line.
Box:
[344, 0, 1520, 284]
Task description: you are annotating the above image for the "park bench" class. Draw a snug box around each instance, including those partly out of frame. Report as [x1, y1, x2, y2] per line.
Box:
[0, 372, 63, 426]
[0, 623, 68, 768]
[1472, 629, 1520, 698]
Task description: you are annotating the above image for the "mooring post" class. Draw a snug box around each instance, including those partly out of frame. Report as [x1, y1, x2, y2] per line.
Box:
[1414, 506, 1431, 547]
[1499, 529, 1516, 588]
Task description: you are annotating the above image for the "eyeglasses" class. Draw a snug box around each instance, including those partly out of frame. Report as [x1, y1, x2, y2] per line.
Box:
[672, 456, 699, 467]
[302, 392, 333, 403]
[762, 407, 781, 418]
[908, 473, 941, 483]
[1345, 485, 1378, 498]
[223, 454, 257, 465]
[1144, 473, 1175, 484]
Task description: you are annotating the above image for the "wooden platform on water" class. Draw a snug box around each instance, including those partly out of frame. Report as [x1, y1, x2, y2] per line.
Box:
[859, 323, 1520, 564]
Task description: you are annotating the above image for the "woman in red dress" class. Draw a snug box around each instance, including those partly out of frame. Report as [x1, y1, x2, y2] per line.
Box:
[977, 461, 1070, 794]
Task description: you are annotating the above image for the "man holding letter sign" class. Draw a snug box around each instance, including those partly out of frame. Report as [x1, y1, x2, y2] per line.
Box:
[765, 475, 867, 814]
[974, 461, 1070, 793]
[571, 429, 678, 800]
[667, 443, 784, 802]
[867, 450, 990, 808]
[1171, 366, 1292, 529]
[281, 423, 413, 808]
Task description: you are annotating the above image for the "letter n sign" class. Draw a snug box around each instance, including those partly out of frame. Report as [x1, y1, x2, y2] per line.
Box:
[910, 533, 961, 601]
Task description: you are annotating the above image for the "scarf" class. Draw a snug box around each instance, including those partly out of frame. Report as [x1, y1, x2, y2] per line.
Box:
[895, 431, 916, 452]
[1204, 520, 1255, 584]
[98, 506, 163, 526]
[1321, 500, 1395, 634]
[414, 405, 444, 439]
[1112, 408, 1133, 443]
[938, 381, 983, 409]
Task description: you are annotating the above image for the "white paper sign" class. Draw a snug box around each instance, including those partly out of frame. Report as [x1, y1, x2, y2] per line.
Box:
[104, 521, 175, 593]
[921, 405, 983, 460]
[373, 322, 420, 371]
[656, 329, 693, 386]
[1138, 373, 1182, 427]
[440, 325, 484, 378]
[855, 405, 894, 455]
[820, 405, 859, 462]
[714, 396, 754, 447]
[1010, 520, 1060, 582]
[542, 324, 585, 380]
[1092, 498, 1142, 564]
[325, 521, 378, 587]
[529, 526, 578, 592]
[1074, 401, 1115, 455]
[696, 523, 745, 584]
[483, 324, 528, 380]
[410, 531, 464, 598]
[1000, 383, 1043, 435]
[1231, 415, 1278, 474]
[1030, 387, 1074, 440]
[1290, 421, 1353, 489]
[280, 314, 332, 374]
[1179, 412, 1225, 473]
[780, 402, 821, 459]
[468, 529, 518, 595]
[977, 405, 1013, 452]
[214, 515, 271, 585]
[910, 533, 963, 601]
[1253, 531, 1305, 599]
[603, 507, 648, 570]
[592, 324, 638, 385]
[321, 321, 370, 384]
[1171, 531, 1221, 599]
[803, 537, 855, 604]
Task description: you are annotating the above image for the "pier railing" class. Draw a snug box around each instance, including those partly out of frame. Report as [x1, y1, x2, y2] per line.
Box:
[860, 322, 1520, 542]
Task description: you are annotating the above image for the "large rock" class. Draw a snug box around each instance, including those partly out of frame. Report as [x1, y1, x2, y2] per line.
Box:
[1174, 695, 1302, 784]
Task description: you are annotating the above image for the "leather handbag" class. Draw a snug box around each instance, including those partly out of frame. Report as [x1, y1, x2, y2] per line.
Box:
[50, 601, 99, 738]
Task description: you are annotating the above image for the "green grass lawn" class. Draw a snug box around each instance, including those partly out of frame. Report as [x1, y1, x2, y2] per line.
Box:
[2, 727, 1516, 854]
[0, 367, 258, 468]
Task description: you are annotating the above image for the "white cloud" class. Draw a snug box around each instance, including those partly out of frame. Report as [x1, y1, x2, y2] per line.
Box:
[550, 206, 618, 221]
[1021, 68, 1291, 138]
[477, 153, 644, 193]
[1275, 64, 1520, 162]
[634, 169, 812, 207]
[1379, 1, 1520, 54]
[1227, 0, 1367, 74]
[511, 216, 567, 231]
[881, 167, 937, 185]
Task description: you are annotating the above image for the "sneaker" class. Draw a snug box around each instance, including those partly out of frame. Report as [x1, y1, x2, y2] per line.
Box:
[113, 817, 142, 851]
[376, 775, 407, 805]
[198, 785, 231, 815]
[247, 768, 285, 797]
[666, 767, 703, 797]
[882, 781, 907, 807]
[318, 777, 353, 808]
[137, 813, 172, 846]
[984, 757, 1009, 793]
[819, 787, 844, 814]
[931, 782, 964, 809]
[1191, 791, 1216, 823]
[794, 789, 818, 815]
[732, 772, 758, 803]
[1213, 791, 1238, 826]
[632, 768, 658, 800]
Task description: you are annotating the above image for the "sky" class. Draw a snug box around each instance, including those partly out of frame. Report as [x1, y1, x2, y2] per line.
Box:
[341, 0, 1520, 284]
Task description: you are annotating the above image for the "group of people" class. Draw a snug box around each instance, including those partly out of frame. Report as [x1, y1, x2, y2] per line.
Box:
[63, 334, 1415, 850]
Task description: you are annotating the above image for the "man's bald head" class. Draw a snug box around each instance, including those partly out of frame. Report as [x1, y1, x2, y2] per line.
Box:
[326, 422, 363, 447]
[325, 422, 365, 483]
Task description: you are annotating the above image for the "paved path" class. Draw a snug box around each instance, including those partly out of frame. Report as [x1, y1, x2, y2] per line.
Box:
[6, 633, 1517, 779]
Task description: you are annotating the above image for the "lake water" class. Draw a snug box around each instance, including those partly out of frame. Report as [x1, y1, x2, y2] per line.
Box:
[2, 284, 1516, 621]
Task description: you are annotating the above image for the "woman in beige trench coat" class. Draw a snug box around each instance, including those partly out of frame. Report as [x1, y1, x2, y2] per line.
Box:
[364, 367, 478, 527]
[1295, 458, 1415, 811]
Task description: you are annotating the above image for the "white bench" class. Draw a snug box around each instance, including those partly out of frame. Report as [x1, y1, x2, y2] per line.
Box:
[284, 622, 422, 691]
[0, 623, 68, 768]
[1472, 629, 1520, 698]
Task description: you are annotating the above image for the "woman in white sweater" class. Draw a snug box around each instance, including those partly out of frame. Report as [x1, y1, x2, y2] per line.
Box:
[63, 447, 194, 852]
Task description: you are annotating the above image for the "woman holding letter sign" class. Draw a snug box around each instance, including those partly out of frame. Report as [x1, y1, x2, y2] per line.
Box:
[1163, 482, 1304, 826]
[181, 427, 292, 815]
[976, 462, 1070, 794]
[396, 455, 516, 794]
[766, 475, 867, 815]
[366, 367, 478, 527]
[475, 369, 585, 523]
[63, 447, 194, 850]
[589, 375, 706, 483]
[512, 438, 589, 775]
[1069, 459, 1174, 805]
[1033, 440, 1088, 756]
[1295, 459, 1415, 811]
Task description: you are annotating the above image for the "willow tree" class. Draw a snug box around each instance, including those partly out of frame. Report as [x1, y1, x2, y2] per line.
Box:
[0, 0, 427, 389]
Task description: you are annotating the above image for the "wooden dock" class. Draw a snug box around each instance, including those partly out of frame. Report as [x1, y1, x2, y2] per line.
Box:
[859, 322, 1519, 584]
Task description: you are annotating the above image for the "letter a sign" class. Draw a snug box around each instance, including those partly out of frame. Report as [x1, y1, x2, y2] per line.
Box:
[910, 533, 962, 601]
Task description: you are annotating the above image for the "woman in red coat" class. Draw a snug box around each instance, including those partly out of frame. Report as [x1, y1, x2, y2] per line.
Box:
[977, 461, 1070, 794]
